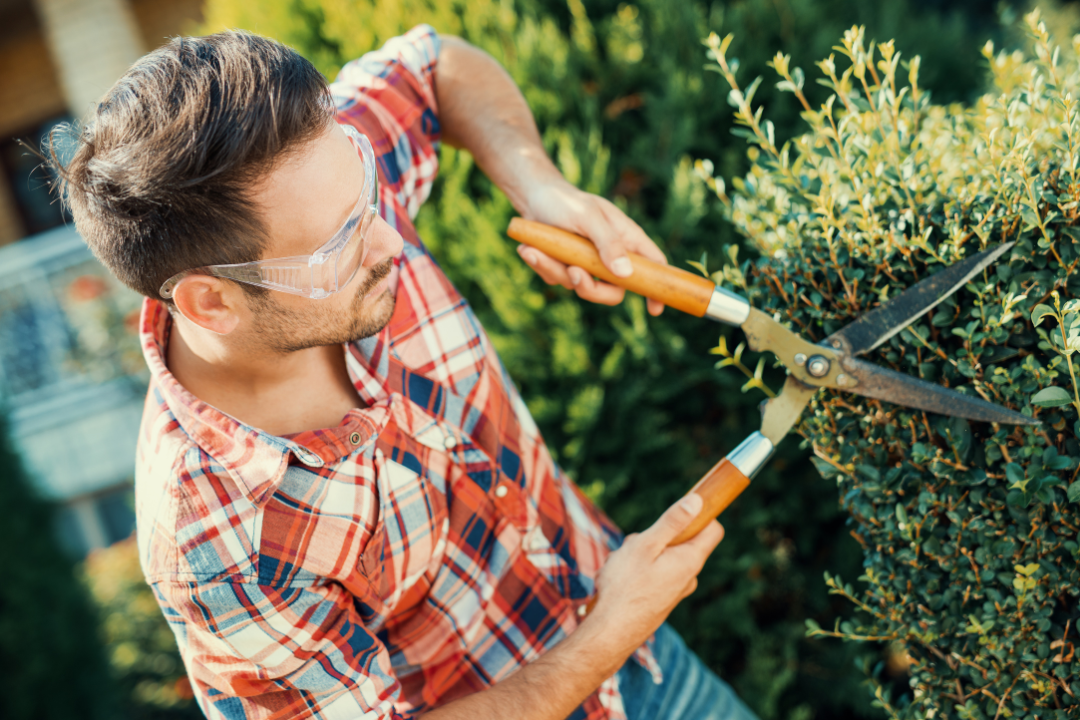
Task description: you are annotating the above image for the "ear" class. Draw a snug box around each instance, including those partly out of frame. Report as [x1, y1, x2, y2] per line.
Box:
[170, 276, 242, 335]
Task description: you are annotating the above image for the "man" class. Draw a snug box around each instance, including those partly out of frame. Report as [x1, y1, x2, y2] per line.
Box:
[51, 24, 755, 720]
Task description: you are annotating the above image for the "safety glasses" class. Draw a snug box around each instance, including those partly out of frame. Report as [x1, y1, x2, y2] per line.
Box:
[159, 124, 380, 300]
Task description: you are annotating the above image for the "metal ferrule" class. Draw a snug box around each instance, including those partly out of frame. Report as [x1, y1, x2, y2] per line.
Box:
[704, 286, 751, 325]
[727, 431, 775, 478]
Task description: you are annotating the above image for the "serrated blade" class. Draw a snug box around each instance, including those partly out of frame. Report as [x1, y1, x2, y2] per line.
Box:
[828, 243, 1014, 356]
[840, 357, 1037, 425]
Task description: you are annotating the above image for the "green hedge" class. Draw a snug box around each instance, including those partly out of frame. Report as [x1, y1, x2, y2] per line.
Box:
[699, 8, 1080, 717]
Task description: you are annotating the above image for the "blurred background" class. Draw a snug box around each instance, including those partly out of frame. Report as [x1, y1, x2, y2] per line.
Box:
[0, 0, 1063, 718]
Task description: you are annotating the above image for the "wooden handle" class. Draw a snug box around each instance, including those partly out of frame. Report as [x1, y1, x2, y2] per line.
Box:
[670, 458, 750, 545]
[508, 218, 716, 317]
[578, 456, 749, 618]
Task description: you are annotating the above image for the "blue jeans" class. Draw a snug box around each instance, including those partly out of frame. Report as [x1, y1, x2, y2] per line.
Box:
[617, 624, 758, 720]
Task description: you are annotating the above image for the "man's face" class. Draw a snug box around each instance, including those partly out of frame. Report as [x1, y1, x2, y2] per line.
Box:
[244, 123, 404, 354]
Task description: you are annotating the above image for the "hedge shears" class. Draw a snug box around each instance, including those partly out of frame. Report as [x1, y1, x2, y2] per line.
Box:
[508, 219, 1037, 543]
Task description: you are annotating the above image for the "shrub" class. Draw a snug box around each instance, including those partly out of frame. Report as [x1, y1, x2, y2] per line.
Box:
[0, 416, 120, 720]
[698, 9, 1080, 716]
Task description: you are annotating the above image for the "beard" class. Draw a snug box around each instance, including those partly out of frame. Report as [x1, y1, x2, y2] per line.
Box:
[248, 258, 396, 354]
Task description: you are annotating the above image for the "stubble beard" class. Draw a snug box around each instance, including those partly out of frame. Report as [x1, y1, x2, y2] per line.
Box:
[250, 258, 397, 354]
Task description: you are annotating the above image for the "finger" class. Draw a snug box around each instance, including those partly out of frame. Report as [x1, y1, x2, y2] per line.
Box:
[641, 493, 705, 551]
[597, 197, 668, 266]
[680, 519, 725, 559]
[678, 577, 698, 601]
[575, 204, 635, 280]
[567, 267, 626, 306]
[518, 245, 574, 290]
[596, 199, 667, 316]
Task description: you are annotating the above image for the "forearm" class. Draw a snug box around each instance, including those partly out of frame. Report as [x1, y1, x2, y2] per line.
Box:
[420, 614, 627, 720]
[434, 35, 562, 214]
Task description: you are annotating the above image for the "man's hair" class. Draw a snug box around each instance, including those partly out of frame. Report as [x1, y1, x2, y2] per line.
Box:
[45, 30, 334, 303]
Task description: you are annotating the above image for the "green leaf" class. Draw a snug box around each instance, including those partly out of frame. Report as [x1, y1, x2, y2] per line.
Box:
[1031, 303, 1057, 327]
[1031, 386, 1073, 407]
[1068, 480, 1080, 503]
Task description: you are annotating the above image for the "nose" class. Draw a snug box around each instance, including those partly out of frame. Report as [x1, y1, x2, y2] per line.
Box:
[364, 215, 405, 267]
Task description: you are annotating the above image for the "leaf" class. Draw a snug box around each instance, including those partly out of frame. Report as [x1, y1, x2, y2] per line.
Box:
[1068, 480, 1080, 503]
[686, 260, 710, 277]
[1031, 303, 1057, 327]
[1031, 386, 1073, 407]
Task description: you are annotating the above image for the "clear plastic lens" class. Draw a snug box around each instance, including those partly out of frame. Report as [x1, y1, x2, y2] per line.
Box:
[158, 123, 379, 300]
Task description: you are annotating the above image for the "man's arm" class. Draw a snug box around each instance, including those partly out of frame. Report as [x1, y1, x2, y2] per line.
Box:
[423, 494, 723, 719]
[435, 35, 668, 316]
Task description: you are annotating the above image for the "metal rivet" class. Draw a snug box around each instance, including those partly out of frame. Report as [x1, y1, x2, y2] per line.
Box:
[836, 374, 848, 387]
[831, 339, 842, 349]
[494, 484, 509, 498]
[349, 432, 362, 445]
[794, 352, 807, 366]
[806, 355, 831, 378]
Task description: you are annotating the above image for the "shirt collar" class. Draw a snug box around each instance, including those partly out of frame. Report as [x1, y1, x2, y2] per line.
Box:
[138, 298, 383, 504]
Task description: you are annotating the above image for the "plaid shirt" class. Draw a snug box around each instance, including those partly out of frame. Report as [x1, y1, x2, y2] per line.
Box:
[135, 25, 659, 720]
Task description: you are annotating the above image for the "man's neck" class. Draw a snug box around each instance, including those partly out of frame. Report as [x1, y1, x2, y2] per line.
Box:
[166, 317, 364, 437]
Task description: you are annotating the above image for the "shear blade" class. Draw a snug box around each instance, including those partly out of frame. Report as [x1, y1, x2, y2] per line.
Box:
[829, 242, 1014, 356]
[839, 357, 1038, 425]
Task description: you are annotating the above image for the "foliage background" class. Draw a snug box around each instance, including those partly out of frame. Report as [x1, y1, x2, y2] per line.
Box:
[698, 5, 1080, 716]
[6, 0, 1054, 718]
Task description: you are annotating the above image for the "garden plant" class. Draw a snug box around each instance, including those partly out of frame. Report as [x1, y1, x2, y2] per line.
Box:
[696, 9, 1080, 716]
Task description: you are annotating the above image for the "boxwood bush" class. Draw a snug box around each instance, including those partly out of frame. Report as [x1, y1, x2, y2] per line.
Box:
[697, 9, 1080, 717]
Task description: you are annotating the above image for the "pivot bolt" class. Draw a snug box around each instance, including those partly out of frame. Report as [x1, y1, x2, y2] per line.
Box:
[806, 354, 831, 378]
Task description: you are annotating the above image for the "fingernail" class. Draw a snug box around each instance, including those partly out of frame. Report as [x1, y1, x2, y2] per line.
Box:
[520, 248, 537, 265]
[611, 257, 633, 277]
[678, 494, 702, 515]
[569, 268, 583, 286]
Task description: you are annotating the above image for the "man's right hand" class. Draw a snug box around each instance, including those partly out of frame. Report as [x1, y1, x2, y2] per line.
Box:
[583, 493, 725, 661]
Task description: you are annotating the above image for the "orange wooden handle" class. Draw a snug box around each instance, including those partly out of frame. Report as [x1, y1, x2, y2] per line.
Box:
[507, 218, 716, 317]
[670, 458, 750, 545]
[578, 457, 749, 618]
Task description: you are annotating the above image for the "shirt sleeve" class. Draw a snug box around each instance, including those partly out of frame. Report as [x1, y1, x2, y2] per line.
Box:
[156, 578, 413, 720]
[331, 25, 441, 222]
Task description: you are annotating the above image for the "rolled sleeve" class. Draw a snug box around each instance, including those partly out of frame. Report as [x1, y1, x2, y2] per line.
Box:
[157, 579, 412, 720]
[332, 25, 442, 221]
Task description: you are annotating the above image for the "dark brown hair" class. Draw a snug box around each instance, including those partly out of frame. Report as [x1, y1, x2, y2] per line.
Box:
[45, 30, 334, 302]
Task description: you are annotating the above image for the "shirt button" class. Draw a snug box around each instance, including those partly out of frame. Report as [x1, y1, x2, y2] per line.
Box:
[494, 484, 509, 498]
[443, 435, 456, 449]
[525, 527, 546, 552]
[349, 432, 362, 445]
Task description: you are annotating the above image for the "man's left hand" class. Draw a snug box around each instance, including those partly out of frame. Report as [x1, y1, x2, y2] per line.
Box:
[518, 179, 667, 316]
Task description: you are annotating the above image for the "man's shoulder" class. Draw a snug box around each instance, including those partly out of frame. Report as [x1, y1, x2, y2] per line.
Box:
[134, 383, 260, 585]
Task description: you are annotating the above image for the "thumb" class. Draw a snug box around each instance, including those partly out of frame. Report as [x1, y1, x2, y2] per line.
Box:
[579, 212, 634, 279]
[642, 493, 704, 551]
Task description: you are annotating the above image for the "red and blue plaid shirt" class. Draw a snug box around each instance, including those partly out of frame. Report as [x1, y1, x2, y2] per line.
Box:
[135, 25, 659, 720]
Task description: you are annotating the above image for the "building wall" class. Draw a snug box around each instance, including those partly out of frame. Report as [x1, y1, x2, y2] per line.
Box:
[0, 0, 204, 554]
